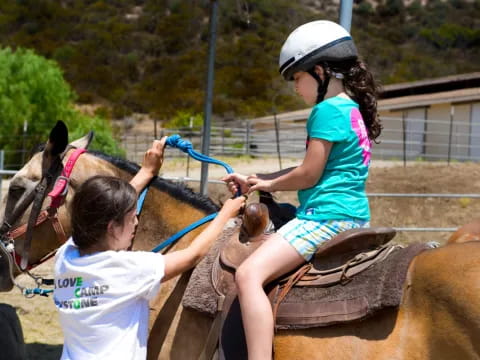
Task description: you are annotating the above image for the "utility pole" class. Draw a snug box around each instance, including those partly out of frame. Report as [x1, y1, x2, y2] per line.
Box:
[200, 0, 218, 196]
[339, 0, 353, 32]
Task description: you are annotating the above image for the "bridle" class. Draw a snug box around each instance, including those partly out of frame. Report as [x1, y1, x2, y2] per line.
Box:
[0, 147, 85, 296]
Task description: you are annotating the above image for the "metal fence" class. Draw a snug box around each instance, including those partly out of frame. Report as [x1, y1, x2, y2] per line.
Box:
[1, 113, 479, 234]
[120, 114, 480, 165]
[1, 113, 479, 169]
[376, 115, 480, 162]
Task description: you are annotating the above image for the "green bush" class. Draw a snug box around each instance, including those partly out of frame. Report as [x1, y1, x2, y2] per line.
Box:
[165, 110, 203, 129]
[420, 23, 480, 49]
[0, 47, 122, 167]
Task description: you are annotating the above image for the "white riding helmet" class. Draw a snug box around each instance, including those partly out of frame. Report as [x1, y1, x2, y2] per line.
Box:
[279, 20, 358, 81]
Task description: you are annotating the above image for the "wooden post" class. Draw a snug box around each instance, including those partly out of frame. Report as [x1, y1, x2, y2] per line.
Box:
[402, 111, 407, 167]
[447, 105, 455, 165]
[245, 120, 250, 155]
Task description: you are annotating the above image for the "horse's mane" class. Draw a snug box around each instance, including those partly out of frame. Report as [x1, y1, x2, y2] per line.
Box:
[89, 150, 219, 214]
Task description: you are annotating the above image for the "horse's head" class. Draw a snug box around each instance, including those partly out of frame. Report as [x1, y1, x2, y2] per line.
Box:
[0, 121, 93, 291]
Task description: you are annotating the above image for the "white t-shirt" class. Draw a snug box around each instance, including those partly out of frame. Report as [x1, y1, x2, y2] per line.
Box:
[53, 238, 165, 360]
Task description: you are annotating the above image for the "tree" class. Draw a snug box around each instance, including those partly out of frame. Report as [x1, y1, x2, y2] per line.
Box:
[0, 47, 123, 168]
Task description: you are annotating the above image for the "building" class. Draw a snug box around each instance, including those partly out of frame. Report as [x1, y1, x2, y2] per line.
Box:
[377, 72, 480, 161]
[248, 72, 480, 161]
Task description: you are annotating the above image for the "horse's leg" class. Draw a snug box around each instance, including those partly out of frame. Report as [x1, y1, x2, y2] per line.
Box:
[147, 272, 191, 360]
[163, 307, 214, 359]
[146, 273, 212, 360]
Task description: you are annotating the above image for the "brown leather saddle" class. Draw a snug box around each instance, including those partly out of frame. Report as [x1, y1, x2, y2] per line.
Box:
[186, 202, 430, 360]
[216, 209, 398, 316]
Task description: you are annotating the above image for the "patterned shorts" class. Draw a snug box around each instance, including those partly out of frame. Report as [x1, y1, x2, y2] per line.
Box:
[277, 218, 370, 261]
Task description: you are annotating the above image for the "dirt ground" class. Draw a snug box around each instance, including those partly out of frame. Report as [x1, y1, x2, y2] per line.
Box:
[1, 158, 479, 359]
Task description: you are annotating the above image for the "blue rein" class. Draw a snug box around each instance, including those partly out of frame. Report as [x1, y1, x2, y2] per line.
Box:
[137, 134, 236, 253]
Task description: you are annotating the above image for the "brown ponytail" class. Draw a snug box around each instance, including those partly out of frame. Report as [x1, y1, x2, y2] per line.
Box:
[326, 59, 383, 142]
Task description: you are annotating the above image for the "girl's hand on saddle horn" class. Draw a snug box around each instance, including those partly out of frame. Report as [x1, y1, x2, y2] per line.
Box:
[219, 196, 247, 219]
[221, 173, 250, 195]
[247, 176, 274, 194]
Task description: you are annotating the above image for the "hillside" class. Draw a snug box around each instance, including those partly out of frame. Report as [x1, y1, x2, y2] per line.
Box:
[0, 0, 478, 122]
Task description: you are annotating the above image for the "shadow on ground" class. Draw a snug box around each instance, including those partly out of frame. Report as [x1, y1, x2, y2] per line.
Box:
[26, 343, 62, 360]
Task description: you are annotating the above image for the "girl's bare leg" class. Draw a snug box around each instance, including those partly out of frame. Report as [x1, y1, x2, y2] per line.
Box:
[235, 233, 305, 360]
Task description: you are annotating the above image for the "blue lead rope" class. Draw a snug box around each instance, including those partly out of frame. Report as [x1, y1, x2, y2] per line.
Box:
[24, 288, 53, 297]
[151, 213, 218, 253]
[137, 134, 236, 216]
[136, 181, 151, 215]
[166, 134, 235, 174]
[137, 134, 237, 253]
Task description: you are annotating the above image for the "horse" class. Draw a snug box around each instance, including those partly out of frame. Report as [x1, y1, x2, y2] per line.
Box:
[0, 121, 220, 358]
[1, 122, 480, 359]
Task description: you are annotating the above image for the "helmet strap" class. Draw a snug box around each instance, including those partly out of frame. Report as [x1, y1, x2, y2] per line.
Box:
[307, 67, 330, 104]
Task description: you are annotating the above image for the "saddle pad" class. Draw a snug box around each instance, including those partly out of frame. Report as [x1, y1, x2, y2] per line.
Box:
[273, 242, 431, 329]
[182, 226, 432, 329]
[182, 219, 239, 317]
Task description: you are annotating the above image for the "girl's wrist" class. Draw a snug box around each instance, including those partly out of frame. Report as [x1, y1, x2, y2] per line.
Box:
[140, 166, 157, 178]
[216, 210, 232, 223]
[269, 179, 277, 192]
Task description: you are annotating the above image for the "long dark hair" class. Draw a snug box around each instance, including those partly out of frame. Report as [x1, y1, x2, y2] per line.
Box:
[70, 176, 137, 251]
[325, 59, 382, 142]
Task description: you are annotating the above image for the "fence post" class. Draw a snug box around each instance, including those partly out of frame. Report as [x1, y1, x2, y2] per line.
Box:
[222, 123, 225, 154]
[245, 120, 250, 155]
[187, 119, 193, 177]
[132, 133, 136, 164]
[402, 111, 407, 167]
[447, 105, 455, 165]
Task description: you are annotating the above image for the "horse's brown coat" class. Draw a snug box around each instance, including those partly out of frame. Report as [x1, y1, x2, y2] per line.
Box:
[2, 133, 480, 359]
[274, 242, 480, 359]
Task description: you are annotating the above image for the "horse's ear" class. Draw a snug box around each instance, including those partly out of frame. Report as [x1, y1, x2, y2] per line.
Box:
[46, 120, 69, 157]
[69, 131, 94, 150]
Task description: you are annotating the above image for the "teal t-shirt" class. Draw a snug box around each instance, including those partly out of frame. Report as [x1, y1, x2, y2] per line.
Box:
[297, 96, 371, 221]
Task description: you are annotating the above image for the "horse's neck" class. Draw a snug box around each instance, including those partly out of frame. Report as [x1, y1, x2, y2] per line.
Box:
[73, 153, 132, 183]
[132, 186, 212, 252]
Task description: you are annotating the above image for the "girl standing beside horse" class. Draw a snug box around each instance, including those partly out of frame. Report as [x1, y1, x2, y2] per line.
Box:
[222, 20, 382, 359]
[53, 138, 245, 360]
